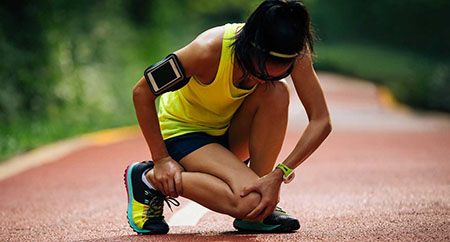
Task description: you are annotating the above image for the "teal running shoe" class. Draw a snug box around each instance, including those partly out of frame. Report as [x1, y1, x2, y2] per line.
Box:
[233, 206, 300, 233]
[124, 161, 179, 234]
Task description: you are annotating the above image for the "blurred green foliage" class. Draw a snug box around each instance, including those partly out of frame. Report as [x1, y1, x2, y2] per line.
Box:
[314, 43, 450, 110]
[0, 0, 259, 160]
[1, 0, 449, 160]
[306, 0, 450, 112]
[306, 0, 450, 58]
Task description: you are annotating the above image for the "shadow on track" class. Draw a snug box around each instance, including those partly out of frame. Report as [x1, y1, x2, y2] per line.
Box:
[80, 232, 259, 242]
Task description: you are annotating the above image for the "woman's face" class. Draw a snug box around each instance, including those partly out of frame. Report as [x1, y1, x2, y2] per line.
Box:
[249, 61, 295, 83]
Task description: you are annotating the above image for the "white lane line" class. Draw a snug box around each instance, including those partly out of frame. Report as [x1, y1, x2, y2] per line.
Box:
[168, 201, 209, 226]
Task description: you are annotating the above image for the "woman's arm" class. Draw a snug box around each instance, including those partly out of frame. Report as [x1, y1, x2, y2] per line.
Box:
[133, 77, 170, 161]
[133, 76, 185, 198]
[241, 54, 332, 221]
[132, 26, 224, 198]
[282, 54, 332, 170]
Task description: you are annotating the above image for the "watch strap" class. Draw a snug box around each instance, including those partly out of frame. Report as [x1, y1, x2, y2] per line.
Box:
[276, 163, 293, 179]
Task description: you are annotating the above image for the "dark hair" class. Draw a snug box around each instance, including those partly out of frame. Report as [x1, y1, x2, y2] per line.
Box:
[231, 0, 315, 81]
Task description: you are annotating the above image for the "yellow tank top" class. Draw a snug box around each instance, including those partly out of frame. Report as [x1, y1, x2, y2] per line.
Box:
[158, 23, 257, 140]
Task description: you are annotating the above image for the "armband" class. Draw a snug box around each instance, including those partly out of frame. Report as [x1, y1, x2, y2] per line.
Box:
[144, 54, 189, 96]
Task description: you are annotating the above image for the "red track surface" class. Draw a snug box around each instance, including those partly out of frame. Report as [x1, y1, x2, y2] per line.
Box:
[1, 73, 450, 241]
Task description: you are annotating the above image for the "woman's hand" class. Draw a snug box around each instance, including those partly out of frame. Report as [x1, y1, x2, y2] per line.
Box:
[240, 169, 284, 221]
[152, 156, 185, 198]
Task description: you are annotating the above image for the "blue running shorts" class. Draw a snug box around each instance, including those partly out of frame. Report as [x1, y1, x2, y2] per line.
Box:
[164, 132, 230, 162]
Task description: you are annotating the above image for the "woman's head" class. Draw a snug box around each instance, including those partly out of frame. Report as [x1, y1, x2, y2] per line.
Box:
[231, 0, 314, 81]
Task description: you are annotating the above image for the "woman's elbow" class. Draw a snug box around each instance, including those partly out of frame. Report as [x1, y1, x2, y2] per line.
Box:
[132, 84, 154, 104]
[321, 115, 332, 135]
[324, 118, 332, 134]
[132, 86, 143, 104]
[132, 85, 143, 99]
[312, 114, 332, 135]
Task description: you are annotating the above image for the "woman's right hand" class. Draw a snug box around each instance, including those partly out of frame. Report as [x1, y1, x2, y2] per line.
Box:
[152, 156, 184, 198]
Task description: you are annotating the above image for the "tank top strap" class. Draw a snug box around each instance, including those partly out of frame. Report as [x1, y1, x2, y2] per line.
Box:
[213, 23, 243, 87]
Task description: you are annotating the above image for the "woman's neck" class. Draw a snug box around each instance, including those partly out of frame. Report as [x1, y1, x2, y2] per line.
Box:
[232, 60, 259, 90]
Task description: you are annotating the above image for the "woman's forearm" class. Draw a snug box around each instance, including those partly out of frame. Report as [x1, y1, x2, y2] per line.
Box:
[134, 100, 169, 161]
[133, 78, 169, 162]
[282, 118, 332, 169]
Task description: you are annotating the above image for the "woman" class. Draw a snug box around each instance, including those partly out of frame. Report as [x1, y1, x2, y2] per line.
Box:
[125, 0, 331, 234]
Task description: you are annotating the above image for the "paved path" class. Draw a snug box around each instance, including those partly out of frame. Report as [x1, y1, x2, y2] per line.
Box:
[1, 73, 449, 241]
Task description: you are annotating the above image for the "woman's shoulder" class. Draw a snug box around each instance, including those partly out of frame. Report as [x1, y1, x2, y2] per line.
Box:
[193, 25, 225, 62]
[175, 25, 226, 78]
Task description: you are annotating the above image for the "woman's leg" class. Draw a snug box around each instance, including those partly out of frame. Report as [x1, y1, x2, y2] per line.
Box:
[228, 81, 290, 176]
[145, 82, 289, 218]
[146, 143, 261, 219]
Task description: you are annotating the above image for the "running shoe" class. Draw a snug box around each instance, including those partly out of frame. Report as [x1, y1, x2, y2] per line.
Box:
[233, 206, 300, 233]
[124, 161, 179, 234]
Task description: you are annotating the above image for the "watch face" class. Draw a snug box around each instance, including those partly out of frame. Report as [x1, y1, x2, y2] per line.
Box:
[284, 172, 295, 184]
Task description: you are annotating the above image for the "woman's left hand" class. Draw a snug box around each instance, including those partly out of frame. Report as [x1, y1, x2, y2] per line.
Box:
[240, 168, 284, 221]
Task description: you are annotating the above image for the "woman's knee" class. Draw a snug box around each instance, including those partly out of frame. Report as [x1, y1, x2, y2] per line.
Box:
[255, 81, 290, 111]
[228, 192, 261, 219]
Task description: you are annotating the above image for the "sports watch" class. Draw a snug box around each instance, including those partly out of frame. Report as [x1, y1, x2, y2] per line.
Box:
[276, 164, 295, 184]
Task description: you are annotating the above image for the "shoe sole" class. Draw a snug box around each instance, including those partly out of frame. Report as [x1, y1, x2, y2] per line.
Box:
[124, 162, 153, 235]
[233, 219, 300, 233]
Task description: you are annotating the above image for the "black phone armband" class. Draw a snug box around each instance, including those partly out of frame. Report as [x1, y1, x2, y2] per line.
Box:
[144, 54, 189, 96]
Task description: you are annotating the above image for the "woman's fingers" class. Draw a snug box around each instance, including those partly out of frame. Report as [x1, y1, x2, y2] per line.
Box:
[253, 206, 269, 222]
[168, 177, 177, 198]
[240, 184, 257, 197]
[246, 201, 265, 220]
[254, 204, 275, 222]
[154, 179, 164, 193]
[162, 179, 170, 196]
[246, 199, 277, 221]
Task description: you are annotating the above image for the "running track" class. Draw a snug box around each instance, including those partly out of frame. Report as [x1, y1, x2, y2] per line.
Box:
[1, 73, 449, 241]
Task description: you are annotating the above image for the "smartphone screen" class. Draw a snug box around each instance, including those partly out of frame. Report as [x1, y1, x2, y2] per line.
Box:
[145, 54, 185, 95]
[152, 61, 178, 89]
